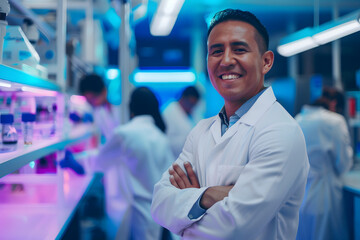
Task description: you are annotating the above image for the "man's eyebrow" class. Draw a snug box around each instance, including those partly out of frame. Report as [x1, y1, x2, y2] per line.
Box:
[209, 43, 223, 50]
[209, 41, 250, 50]
[231, 41, 250, 48]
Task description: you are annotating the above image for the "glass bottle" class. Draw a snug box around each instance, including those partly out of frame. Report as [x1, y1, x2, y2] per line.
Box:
[1, 113, 18, 144]
[22, 113, 35, 145]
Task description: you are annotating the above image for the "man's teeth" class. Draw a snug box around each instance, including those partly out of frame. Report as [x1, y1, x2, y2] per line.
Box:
[222, 74, 240, 80]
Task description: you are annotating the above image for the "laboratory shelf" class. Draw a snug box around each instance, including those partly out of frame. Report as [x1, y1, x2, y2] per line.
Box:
[0, 63, 61, 92]
[0, 123, 95, 179]
[348, 118, 360, 127]
[344, 170, 360, 196]
[0, 170, 102, 240]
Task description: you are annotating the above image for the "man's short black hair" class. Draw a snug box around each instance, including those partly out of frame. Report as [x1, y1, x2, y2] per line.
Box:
[181, 86, 200, 99]
[207, 9, 269, 53]
[78, 74, 105, 95]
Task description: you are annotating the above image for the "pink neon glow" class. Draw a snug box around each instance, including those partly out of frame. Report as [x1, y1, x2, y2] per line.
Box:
[21, 86, 57, 96]
[70, 95, 87, 105]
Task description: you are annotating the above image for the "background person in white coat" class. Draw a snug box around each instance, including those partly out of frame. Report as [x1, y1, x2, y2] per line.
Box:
[79, 73, 122, 212]
[162, 86, 200, 158]
[295, 88, 353, 240]
[151, 9, 309, 240]
[94, 87, 174, 240]
[79, 73, 121, 142]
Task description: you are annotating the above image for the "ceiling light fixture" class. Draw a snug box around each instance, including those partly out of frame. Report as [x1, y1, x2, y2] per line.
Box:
[150, 0, 185, 36]
[133, 69, 196, 83]
[278, 10, 360, 57]
[277, 28, 319, 57]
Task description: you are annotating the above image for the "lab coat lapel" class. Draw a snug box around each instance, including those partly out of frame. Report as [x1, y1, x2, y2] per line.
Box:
[240, 87, 277, 126]
[210, 87, 276, 144]
[210, 117, 222, 144]
[210, 117, 241, 144]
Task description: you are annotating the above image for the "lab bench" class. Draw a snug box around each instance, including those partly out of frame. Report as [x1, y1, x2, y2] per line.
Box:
[0, 171, 104, 240]
[0, 123, 106, 239]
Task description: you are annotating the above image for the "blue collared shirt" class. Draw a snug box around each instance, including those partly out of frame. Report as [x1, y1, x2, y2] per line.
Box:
[218, 88, 266, 136]
[187, 88, 267, 220]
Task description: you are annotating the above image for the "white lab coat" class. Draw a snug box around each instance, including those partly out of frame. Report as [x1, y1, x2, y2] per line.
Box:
[94, 115, 174, 240]
[151, 87, 310, 240]
[162, 101, 197, 158]
[93, 104, 122, 200]
[93, 104, 121, 141]
[295, 105, 353, 240]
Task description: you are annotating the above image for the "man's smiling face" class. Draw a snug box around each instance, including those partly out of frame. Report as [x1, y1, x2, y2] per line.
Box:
[207, 20, 269, 106]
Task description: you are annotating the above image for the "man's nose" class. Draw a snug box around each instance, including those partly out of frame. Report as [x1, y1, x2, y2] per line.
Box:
[220, 49, 235, 66]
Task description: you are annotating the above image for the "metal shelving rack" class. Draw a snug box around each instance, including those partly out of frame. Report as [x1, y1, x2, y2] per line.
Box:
[0, 1, 104, 238]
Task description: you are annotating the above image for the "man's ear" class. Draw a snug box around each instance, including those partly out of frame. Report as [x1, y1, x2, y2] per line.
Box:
[262, 50, 274, 75]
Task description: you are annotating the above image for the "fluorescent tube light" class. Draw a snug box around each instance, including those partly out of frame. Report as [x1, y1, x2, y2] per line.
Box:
[277, 37, 319, 57]
[277, 10, 360, 57]
[133, 70, 196, 83]
[106, 68, 120, 80]
[313, 19, 360, 44]
[277, 28, 318, 57]
[158, 0, 184, 15]
[150, 0, 185, 36]
[150, 14, 177, 36]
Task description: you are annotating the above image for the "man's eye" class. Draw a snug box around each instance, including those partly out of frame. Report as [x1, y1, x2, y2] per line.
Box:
[235, 48, 246, 53]
[211, 49, 222, 55]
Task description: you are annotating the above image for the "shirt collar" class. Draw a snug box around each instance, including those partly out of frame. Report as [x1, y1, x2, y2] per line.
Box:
[218, 88, 267, 126]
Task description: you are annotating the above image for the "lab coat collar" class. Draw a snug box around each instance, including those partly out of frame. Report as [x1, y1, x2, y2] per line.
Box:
[239, 87, 277, 126]
[210, 87, 276, 143]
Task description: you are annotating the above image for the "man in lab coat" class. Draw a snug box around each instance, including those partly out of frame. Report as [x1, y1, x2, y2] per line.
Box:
[162, 86, 200, 158]
[151, 9, 310, 240]
[295, 89, 353, 240]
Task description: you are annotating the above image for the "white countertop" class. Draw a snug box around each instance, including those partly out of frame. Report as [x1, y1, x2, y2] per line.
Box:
[0, 169, 95, 239]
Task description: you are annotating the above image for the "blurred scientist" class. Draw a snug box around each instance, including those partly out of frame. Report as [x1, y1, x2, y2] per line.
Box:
[79, 73, 122, 205]
[295, 88, 353, 240]
[162, 86, 200, 158]
[79, 73, 121, 141]
[93, 87, 174, 240]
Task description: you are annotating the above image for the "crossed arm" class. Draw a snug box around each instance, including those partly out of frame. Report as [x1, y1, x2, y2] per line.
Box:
[169, 162, 233, 210]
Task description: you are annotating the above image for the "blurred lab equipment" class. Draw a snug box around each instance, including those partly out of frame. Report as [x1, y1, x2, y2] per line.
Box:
[1, 113, 17, 144]
[21, 112, 35, 145]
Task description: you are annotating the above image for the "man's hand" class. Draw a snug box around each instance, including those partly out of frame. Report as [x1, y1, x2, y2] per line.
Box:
[169, 162, 200, 189]
[200, 185, 234, 210]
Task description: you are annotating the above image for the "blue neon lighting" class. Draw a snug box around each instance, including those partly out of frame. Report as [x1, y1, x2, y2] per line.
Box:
[133, 69, 196, 83]
[106, 68, 120, 80]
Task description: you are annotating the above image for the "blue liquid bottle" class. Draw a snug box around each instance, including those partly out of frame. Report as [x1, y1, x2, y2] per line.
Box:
[1, 114, 18, 144]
